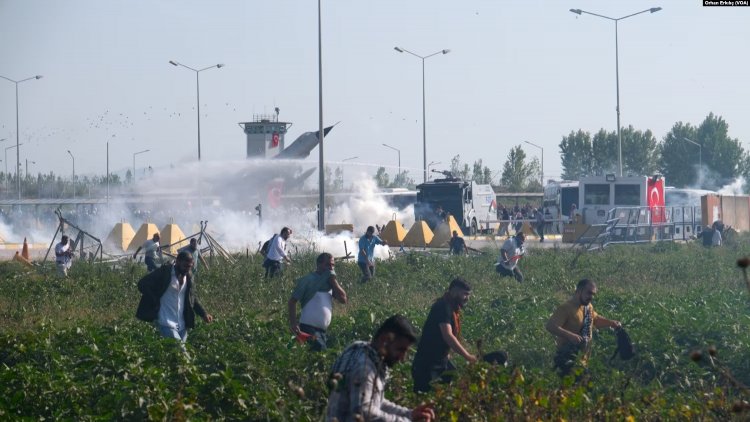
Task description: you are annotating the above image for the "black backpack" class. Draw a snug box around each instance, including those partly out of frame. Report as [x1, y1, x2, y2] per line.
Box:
[611, 327, 635, 361]
[260, 235, 276, 257]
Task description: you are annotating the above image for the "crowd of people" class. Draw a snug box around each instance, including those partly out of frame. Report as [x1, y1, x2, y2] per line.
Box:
[496, 203, 550, 240]
[124, 220, 627, 421]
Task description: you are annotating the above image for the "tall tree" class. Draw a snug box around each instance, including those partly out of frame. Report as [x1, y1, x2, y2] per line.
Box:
[449, 155, 470, 180]
[472, 159, 492, 184]
[591, 129, 618, 176]
[559, 130, 593, 180]
[697, 112, 745, 188]
[500, 145, 539, 192]
[374, 167, 390, 188]
[621, 125, 659, 177]
[659, 114, 745, 189]
[659, 122, 697, 187]
[391, 170, 415, 189]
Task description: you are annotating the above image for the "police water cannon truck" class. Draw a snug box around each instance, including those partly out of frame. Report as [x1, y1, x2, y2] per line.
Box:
[414, 170, 497, 235]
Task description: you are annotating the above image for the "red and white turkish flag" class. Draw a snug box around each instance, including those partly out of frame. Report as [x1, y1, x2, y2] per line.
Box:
[271, 132, 280, 148]
[648, 177, 666, 223]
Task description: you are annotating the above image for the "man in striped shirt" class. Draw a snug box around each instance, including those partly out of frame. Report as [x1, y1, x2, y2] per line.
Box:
[326, 315, 435, 422]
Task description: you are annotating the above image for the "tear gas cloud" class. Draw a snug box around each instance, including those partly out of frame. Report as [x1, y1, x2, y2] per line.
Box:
[0, 159, 410, 260]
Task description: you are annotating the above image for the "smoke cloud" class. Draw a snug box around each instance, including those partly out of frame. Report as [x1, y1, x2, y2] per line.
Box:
[1, 159, 409, 262]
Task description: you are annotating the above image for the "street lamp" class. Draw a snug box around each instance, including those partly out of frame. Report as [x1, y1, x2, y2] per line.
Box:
[25, 159, 35, 179]
[66, 150, 75, 199]
[133, 149, 149, 183]
[168, 60, 224, 161]
[524, 141, 544, 188]
[382, 143, 401, 177]
[427, 160, 441, 180]
[682, 137, 702, 186]
[569, 7, 661, 177]
[342, 156, 358, 190]
[0, 74, 43, 199]
[317, 0, 326, 231]
[5, 143, 23, 192]
[394, 46, 450, 183]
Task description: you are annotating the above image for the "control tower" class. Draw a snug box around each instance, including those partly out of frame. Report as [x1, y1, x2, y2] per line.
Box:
[238, 110, 292, 159]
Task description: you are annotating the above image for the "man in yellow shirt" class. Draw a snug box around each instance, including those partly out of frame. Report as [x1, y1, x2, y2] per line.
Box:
[545, 279, 621, 376]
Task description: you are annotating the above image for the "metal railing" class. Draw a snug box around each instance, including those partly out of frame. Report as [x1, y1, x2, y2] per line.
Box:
[602, 206, 701, 245]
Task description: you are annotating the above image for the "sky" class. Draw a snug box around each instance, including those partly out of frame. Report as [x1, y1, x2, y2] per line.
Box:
[1, 0, 749, 185]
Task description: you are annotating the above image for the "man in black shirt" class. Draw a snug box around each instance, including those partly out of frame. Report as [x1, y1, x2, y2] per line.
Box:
[448, 230, 468, 255]
[412, 278, 477, 392]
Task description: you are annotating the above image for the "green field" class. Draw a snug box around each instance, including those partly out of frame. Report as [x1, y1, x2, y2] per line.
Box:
[2, 240, 750, 420]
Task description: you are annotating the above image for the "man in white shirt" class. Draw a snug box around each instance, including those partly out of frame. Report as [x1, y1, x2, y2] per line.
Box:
[136, 251, 214, 344]
[263, 227, 292, 278]
[133, 233, 162, 272]
[496, 232, 525, 283]
[54, 235, 74, 277]
[287, 252, 347, 351]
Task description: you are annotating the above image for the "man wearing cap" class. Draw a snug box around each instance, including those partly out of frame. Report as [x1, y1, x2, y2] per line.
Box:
[287, 252, 347, 351]
[496, 232, 525, 283]
[412, 278, 477, 392]
[545, 278, 621, 376]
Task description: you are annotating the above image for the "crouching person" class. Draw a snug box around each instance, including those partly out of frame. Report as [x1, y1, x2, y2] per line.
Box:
[135, 250, 213, 345]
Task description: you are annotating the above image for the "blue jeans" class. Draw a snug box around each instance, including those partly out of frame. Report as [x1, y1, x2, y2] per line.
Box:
[299, 323, 328, 351]
[358, 261, 375, 282]
[158, 325, 188, 343]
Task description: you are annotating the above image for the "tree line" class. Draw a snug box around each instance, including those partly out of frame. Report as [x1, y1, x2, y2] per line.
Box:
[0, 170, 131, 200]
[560, 112, 745, 190]
[371, 112, 745, 194]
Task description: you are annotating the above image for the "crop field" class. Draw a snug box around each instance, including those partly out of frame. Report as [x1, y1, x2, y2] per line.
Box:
[2, 239, 750, 420]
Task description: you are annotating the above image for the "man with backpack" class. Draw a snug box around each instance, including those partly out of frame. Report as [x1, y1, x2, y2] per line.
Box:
[262, 227, 292, 278]
[545, 279, 621, 376]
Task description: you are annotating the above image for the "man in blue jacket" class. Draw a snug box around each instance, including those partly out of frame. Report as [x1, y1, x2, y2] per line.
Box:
[136, 250, 213, 344]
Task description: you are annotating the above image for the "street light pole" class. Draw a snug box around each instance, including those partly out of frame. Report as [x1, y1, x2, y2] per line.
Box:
[133, 149, 150, 183]
[524, 141, 544, 188]
[382, 143, 401, 176]
[569, 7, 661, 177]
[1, 74, 43, 199]
[67, 150, 75, 199]
[394, 47, 450, 183]
[317, 0, 326, 231]
[682, 137, 702, 186]
[169, 61, 224, 161]
[106, 142, 110, 205]
[5, 143, 23, 194]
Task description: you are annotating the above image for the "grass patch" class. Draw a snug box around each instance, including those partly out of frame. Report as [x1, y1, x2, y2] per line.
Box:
[2, 239, 750, 419]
